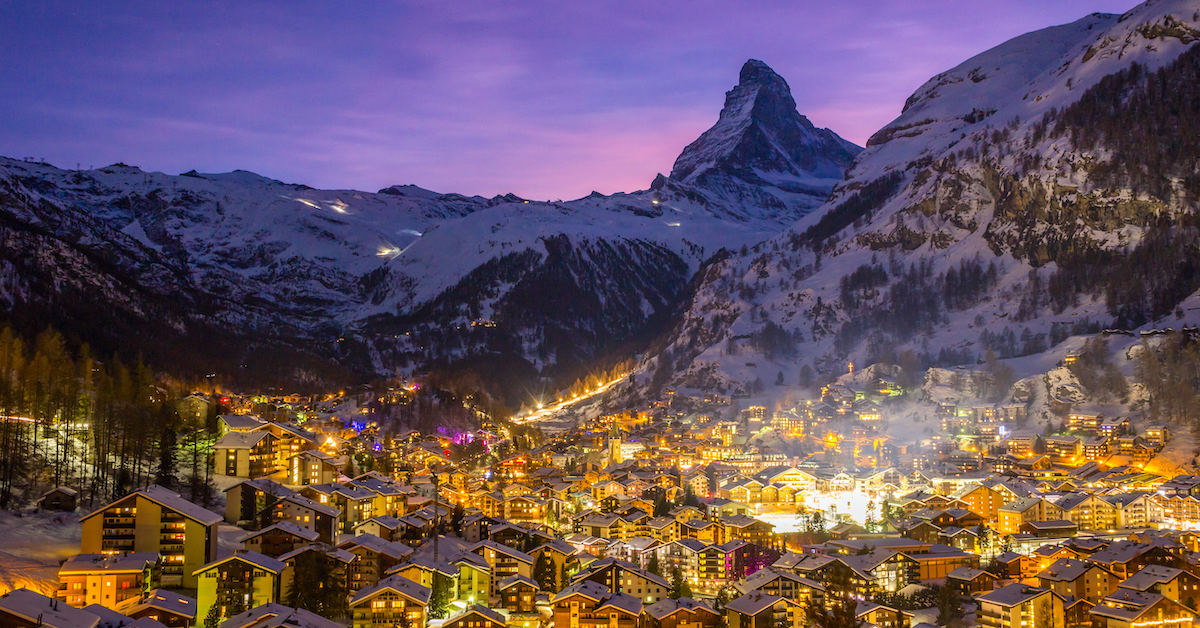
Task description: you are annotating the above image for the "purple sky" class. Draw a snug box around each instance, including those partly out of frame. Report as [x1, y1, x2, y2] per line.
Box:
[1, 1, 1134, 200]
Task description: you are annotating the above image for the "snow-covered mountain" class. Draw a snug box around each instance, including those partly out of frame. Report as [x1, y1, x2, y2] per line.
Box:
[667, 59, 861, 223]
[644, 0, 1200, 400]
[0, 59, 860, 396]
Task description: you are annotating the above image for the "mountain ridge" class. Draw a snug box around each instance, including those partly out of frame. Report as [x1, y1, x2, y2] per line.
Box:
[635, 0, 1200, 406]
[0, 59, 861, 403]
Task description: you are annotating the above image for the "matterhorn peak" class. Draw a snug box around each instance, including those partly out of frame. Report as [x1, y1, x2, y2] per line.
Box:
[668, 59, 860, 189]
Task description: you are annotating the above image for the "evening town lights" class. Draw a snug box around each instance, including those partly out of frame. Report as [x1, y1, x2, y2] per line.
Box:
[1129, 618, 1193, 627]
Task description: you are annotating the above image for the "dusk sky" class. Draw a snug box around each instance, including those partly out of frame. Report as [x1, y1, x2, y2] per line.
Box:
[2, 1, 1134, 200]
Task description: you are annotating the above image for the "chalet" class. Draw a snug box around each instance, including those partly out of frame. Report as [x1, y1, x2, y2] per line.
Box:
[339, 534, 414, 592]
[551, 581, 643, 628]
[80, 485, 221, 588]
[946, 567, 995, 595]
[736, 567, 825, 604]
[38, 487, 78, 512]
[977, 584, 1064, 628]
[1037, 558, 1119, 604]
[114, 589, 196, 628]
[240, 521, 319, 558]
[1116, 565, 1200, 606]
[725, 592, 802, 628]
[443, 605, 507, 628]
[472, 540, 534, 593]
[288, 450, 341, 486]
[721, 515, 775, 546]
[193, 551, 286, 623]
[354, 516, 403, 542]
[645, 597, 721, 628]
[1090, 589, 1196, 628]
[498, 574, 539, 613]
[274, 494, 342, 543]
[300, 483, 376, 533]
[57, 553, 158, 610]
[219, 604, 342, 628]
[214, 431, 278, 478]
[348, 575, 431, 628]
[571, 556, 670, 603]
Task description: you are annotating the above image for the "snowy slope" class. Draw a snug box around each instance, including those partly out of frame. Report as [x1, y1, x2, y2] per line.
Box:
[643, 0, 1200, 404]
[0, 59, 859, 392]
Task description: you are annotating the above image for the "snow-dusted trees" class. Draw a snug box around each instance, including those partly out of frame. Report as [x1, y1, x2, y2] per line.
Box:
[0, 325, 211, 511]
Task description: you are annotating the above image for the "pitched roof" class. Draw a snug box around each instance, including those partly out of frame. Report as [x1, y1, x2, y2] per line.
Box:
[1038, 558, 1097, 582]
[59, 553, 158, 574]
[219, 603, 343, 628]
[977, 583, 1054, 607]
[737, 567, 824, 595]
[552, 580, 611, 603]
[214, 431, 272, 450]
[338, 534, 414, 560]
[1119, 565, 1186, 591]
[498, 574, 539, 591]
[597, 592, 644, 616]
[193, 550, 286, 576]
[444, 605, 506, 626]
[115, 589, 196, 620]
[278, 544, 356, 565]
[0, 589, 100, 628]
[239, 521, 320, 543]
[350, 575, 432, 607]
[218, 414, 266, 430]
[80, 603, 134, 628]
[472, 540, 534, 564]
[280, 493, 342, 518]
[82, 485, 222, 526]
[725, 592, 786, 616]
[645, 598, 718, 620]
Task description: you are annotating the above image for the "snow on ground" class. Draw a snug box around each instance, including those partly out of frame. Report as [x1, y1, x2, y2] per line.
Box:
[1147, 428, 1200, 476]
[217, 524, 246, 559]
[0, 510, 81, 595]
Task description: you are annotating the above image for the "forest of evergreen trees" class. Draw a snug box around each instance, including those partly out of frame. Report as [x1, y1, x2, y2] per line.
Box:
[0, 325, 218, 511]
[833, 256, 999, 362]
[1050, 44, 1200, 201]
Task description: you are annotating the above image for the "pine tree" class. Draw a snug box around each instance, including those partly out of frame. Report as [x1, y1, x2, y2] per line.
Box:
[285, 548, 348, 619]
[203, 602, 222, 628]
[669, 567, 692, 599]
[647, 552, 661, 577]
[429, 571, 453, 619]
[936, 585, 964, 628]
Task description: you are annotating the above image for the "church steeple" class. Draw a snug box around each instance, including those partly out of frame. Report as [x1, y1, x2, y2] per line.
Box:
[607, 418, 622, 466]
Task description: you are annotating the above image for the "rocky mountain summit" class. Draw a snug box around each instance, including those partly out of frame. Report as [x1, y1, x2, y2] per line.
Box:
[665, 59, 861, 223]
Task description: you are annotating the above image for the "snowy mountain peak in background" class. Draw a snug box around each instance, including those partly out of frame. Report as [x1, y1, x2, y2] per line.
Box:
[668, 59, 861, 216]
[640, 0, 1200, 406]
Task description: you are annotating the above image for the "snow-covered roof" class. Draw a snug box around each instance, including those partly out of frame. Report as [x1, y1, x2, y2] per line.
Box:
[219, 414, 266, 431]
[60, 553, 159, 574]
[0, 589, 100, 628]
[115, 589, 196, 620]
[239, 520, 320, 543]
[219, 604, 343, 628]
[349, 575, 432, 607]
[214, 431, 272, 450]
[194, 550, 287, 576]
[82, 485, 222, 526]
